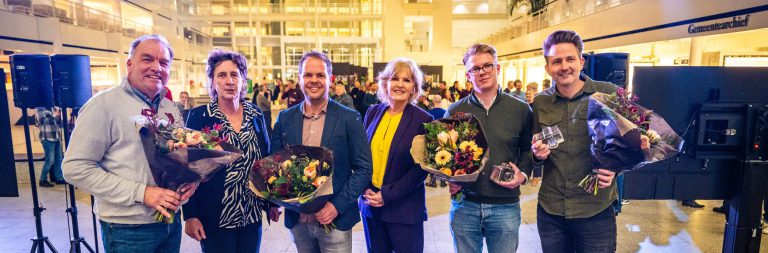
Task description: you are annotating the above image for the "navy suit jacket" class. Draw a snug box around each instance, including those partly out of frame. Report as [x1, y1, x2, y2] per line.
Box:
[270, 99, 373, 231]
[360, 103, 433, 224]
[181, 102, 271, 233]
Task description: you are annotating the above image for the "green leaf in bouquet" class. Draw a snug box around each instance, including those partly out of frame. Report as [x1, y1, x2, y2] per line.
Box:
[274, 176, 287, 186]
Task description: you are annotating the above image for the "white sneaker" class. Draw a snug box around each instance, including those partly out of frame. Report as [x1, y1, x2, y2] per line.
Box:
[621, 200, 631, 205]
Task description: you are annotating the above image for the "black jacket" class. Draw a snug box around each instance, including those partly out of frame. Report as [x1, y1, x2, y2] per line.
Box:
[181, 102, 271, 232]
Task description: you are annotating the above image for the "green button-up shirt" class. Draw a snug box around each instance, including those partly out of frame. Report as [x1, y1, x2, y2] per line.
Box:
[531, 75, 618, 219]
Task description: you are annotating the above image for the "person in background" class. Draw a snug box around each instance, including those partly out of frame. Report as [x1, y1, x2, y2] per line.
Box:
[271, 78, 285, 102]
[360, 57, 433, 253]
[251, 81, 271, 107]
[35, 106, 65, 187]
[424, 94, 449, 188]
[262, 77, 273, 92]
[510, 80, 525, 101]
[330, 82, 339, 98]
[175, 91, 195, 121]
[333, 85, 355, 109]
[614, 174, 628, 214]
[440, 84, 452, 105]
[416, 95, 431, 111]
[459, 81, 472, 99]
[281, 79, 304, 108]
[255, 85, 273, 134]
[436, 81, 448, 100]
[449, 81, 461, 101]
[503, 80, 514, 94]
[542, 79, 552, 90]
[183, 49, 280, 253]
[362, 82, 380, 113]
[434, 94, 451, 110]
[350, 81, 367, 116]
[525, 82, 539, 104]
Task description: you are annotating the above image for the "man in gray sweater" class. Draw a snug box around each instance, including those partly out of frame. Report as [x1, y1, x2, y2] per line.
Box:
[446, 43, 533, 253]
[62, 35, 197, 253]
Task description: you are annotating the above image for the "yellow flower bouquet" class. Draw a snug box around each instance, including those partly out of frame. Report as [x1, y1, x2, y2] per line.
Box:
[411, 112, 489, 200]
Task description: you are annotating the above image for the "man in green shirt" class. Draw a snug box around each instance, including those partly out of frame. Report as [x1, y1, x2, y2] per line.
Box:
[531, 30, 618, 253]
[447, 43, 533, 253]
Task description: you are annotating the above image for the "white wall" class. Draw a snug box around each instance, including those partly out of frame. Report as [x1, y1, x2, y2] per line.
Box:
[383, 0, 453, 81]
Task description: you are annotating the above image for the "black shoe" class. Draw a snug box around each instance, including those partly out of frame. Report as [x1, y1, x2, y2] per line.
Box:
[39, 181, 54, 188]
[713, 206, 728, 214]
[440, 180, 447, 187]
[53, 179, 67, 184]
[425, 177, 437, 188]
[682, 200, 704, 208]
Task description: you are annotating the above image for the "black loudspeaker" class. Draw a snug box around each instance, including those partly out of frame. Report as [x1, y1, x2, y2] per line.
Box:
[0, 68, 20, 197]
[582, 53, 629, 87]
[51, 54, 92, 108]
[10, 54, 54, 108]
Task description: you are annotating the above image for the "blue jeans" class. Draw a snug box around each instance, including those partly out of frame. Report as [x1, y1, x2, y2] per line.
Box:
[289, 221, 352, 253]
[449, 199, 521, 253]
[537, 205, 616, 253]
[40, 139, 63, 182]
[613, 174, 625, 213]
[100, 218, 182, 253]
[201, 221, 262, 253]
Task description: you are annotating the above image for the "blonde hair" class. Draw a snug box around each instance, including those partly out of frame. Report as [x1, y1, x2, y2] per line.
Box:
[376, 58, 424, 105]
[527, 82, 539, 92]
[463, 43, 498, 68]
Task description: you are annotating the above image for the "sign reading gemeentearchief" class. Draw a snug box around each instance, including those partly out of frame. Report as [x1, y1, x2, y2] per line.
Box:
[688, 15, 750, 34]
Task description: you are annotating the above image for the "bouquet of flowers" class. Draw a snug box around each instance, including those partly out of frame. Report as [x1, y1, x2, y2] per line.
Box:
[579, 88, 684, 195]
[135, 108, 242, 223]
[249, 145, 335, 230]
[411, 112, 489, 200]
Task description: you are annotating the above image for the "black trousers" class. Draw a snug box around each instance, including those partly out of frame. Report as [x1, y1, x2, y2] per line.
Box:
[537, 205, 616, 253]
[200, 221, 262, 253]
[362, 217, 423, 253]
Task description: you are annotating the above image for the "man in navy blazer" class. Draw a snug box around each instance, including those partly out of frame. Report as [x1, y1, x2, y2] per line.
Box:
[270, 51, 373, 253]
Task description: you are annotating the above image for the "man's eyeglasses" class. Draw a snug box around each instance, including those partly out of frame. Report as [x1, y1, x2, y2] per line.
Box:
[467, 63, 496, 75]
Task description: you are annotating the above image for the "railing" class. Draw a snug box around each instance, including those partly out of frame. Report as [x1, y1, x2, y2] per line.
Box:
[179, 2, 382, 16]
[0, 0, 151, 37]
[481, 0, 635, 45]
[452, 1, 509, 15]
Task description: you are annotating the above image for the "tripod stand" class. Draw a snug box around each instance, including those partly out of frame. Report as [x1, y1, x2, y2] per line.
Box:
[60, 108, 96, 253]
[20, 108, 58, 253]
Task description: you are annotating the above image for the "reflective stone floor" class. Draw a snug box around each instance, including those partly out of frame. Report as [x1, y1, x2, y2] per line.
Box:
[2, 163, 766, 253]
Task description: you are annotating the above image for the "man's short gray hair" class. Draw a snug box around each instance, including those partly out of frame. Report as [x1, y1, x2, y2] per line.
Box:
[128, 34, 174, 59]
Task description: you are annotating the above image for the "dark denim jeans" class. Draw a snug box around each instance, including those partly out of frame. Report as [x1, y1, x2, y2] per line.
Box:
[537, 204, 616, 253]
[40, 139, 63, 182]
[613, 174, 625, 213]
[100, 218, 181, 253]
[200, 221, 262, 253]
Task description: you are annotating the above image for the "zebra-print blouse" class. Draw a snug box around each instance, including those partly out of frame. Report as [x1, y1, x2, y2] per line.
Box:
[208, 101, 268, 229]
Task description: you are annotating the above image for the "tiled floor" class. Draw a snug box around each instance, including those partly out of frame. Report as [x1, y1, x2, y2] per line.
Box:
[1, 167, 767, 253]
[4, 126, 768, 253]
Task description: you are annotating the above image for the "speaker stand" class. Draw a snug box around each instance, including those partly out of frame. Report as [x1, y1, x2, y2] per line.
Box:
[21, 108, 58, 253]
[60, 109, 95, 253]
